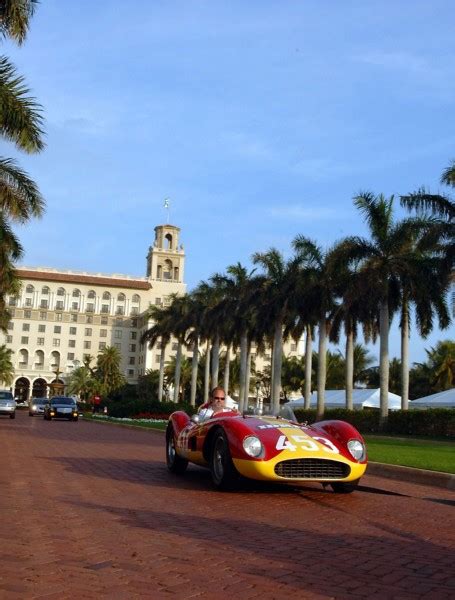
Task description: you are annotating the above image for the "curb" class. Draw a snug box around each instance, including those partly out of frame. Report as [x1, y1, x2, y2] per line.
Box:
[367, 462, 455, 491]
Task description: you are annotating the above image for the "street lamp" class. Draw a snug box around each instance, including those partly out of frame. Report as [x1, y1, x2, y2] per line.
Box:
[255, 381, 262, 415]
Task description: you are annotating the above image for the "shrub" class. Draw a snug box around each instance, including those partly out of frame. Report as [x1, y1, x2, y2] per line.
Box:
[104, 397, 197, 419]
[292, 408, 455, 438]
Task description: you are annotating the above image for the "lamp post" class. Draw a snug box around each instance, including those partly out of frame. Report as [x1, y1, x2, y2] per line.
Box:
[255, 381, 262, 415]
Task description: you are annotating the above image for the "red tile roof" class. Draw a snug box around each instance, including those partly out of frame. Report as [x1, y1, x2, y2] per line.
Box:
[16, 269, 151, 290]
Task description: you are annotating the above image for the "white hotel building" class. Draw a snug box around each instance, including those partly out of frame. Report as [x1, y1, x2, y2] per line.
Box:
[1, 224, 186, 400]
[1, 222, 304, 401]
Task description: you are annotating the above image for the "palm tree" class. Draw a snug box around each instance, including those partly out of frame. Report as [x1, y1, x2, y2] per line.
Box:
[0, 5, 45, 329]
[338, 192, 446, 418]
[292, 237, 338, 419]
[66, 365, 95, 400]
[96, 346, 125, 395]
[141, 304, 173, 402]
[0, 1, 38, 45]
[0, 343, 14, 386]
[252, 250, 301, 415]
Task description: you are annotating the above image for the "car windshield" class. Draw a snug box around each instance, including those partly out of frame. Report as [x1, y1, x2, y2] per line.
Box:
[33, 399, 47, 404]
[0, 391, 13, 400]
[51, 398, 75, 406]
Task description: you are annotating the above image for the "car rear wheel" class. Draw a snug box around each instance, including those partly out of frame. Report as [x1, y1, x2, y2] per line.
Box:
[9, 413, 15, 419]
[331, 479, 359, 494]
[210, 430, 240, 491]
[166, 425, 188, 474]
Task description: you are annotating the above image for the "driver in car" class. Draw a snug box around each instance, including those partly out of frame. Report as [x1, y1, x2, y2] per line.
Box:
[198, 387, 235, 419]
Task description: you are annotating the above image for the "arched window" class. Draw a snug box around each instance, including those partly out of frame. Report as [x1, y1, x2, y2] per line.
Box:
[26, 284, 34, 293]
[117, 293, 126, 302]
[19, 349, 29, 365]
[165, 233, 173, 250]
[56, 287, 65, 296]
[41, 286, 50, 295]
[35, 350, 44, 366]
[102, 291, 111, 300]
[163, 259, 173, 279]
[132, 294, 140, 303]
[87, 290, 96, 299]
[72, 289, 80, 297]
[50, 351, 60, 367]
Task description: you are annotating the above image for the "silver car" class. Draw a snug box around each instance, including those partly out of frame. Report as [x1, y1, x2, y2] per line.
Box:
[29, 398, 48, 416]
[0, 391, 16, 419]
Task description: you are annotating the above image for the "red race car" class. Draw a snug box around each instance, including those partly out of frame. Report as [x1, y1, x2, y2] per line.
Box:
[166, 408, 367, 492]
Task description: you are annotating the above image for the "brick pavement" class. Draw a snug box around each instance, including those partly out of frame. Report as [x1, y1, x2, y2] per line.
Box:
[0, 411, 453, 599]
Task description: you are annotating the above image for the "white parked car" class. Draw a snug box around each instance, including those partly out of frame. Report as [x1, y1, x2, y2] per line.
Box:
[0, 391, 16, 419]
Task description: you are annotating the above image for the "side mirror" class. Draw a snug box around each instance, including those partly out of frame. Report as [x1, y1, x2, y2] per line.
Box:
[191, 414, 200, 424]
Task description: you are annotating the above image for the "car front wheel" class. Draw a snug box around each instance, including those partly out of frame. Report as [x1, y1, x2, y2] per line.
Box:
[210, 430, 240, 491]
[331, 479, 359, 494]
[166, 425, 188, 474]
[10, 413, 15, 419]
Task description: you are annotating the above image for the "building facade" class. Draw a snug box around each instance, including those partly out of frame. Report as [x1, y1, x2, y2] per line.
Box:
[0, 224, 186, 400]
[1, 222, 305, 401]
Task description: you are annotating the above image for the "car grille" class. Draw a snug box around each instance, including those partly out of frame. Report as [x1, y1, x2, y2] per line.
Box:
[274, 458, 350, 479]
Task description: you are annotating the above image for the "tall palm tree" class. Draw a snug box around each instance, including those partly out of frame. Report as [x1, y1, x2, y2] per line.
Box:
[0, 4, 45, 328]
[252, 250, 301, 415]
[0, 343, 13, 386]
[141, 303, 173, 402]
[0, 0, 38, 45]
[338, 192, 443, 419]
[292, 238, 338, 419]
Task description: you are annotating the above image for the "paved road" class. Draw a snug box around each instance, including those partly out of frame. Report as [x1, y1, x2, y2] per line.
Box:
[0, 411, 454, 600]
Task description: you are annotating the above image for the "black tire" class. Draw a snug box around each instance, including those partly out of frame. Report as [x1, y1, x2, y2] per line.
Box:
[331, 479, 359, 494]
[166, 425, 188, 474]
[210, 430, 240, 491]
[29, 412, 33, 417]
[10, 413, 15, 419]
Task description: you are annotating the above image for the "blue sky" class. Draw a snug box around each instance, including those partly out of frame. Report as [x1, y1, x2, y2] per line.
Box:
[2, 0, 454, 363]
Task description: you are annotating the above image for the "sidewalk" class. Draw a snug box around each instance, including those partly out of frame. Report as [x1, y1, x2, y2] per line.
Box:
[368, 461, 455, 490]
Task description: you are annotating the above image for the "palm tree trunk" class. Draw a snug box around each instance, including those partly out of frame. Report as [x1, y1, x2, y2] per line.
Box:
[190, 337, 199, 407]
[158, 339, 166, 402]
[244, 345, 252, 409]
[304, 325, 312, 409]
[204, 340, 210, 403]
[223, 344, 231, 394]
[271, 319, 283, 415]
[345, 330, 354, 410]
[401, 302, 409, 410]
[379, 299, 390, 423]
[239, 332, 248, 412]
[211, 333, 220, 387]
[173, 342, 182, 403]
[316, 315, 327, 420]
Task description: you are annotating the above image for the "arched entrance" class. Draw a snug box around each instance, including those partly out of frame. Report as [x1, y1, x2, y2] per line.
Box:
[14, 377, 30, 402]
[32, 378, 47, 398]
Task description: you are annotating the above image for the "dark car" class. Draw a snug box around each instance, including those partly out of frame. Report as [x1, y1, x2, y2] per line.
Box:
[44, 396, 79, 421]
[29, 397, 48, 416]
[0, 390, 16, 419]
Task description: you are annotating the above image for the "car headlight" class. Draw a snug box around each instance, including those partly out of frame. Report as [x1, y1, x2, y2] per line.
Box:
[243, 436, 263, 458]
[347, 439, 365, 461]
[32, 405, 37, 410]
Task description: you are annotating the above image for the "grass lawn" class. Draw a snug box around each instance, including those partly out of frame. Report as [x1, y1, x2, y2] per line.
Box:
[364, 435, 455, 474]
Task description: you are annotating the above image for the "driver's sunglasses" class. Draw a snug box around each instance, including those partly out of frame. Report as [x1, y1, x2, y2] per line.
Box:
[213, 396, 225, 400]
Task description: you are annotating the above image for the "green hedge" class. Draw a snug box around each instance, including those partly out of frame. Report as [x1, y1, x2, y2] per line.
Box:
[104, 397, 197, 419]
[292, 408, 455, 439]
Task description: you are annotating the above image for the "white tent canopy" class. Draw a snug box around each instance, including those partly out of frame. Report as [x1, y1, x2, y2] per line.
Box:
[409, 389, 455, 409]
[284, 389, 402, 411]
